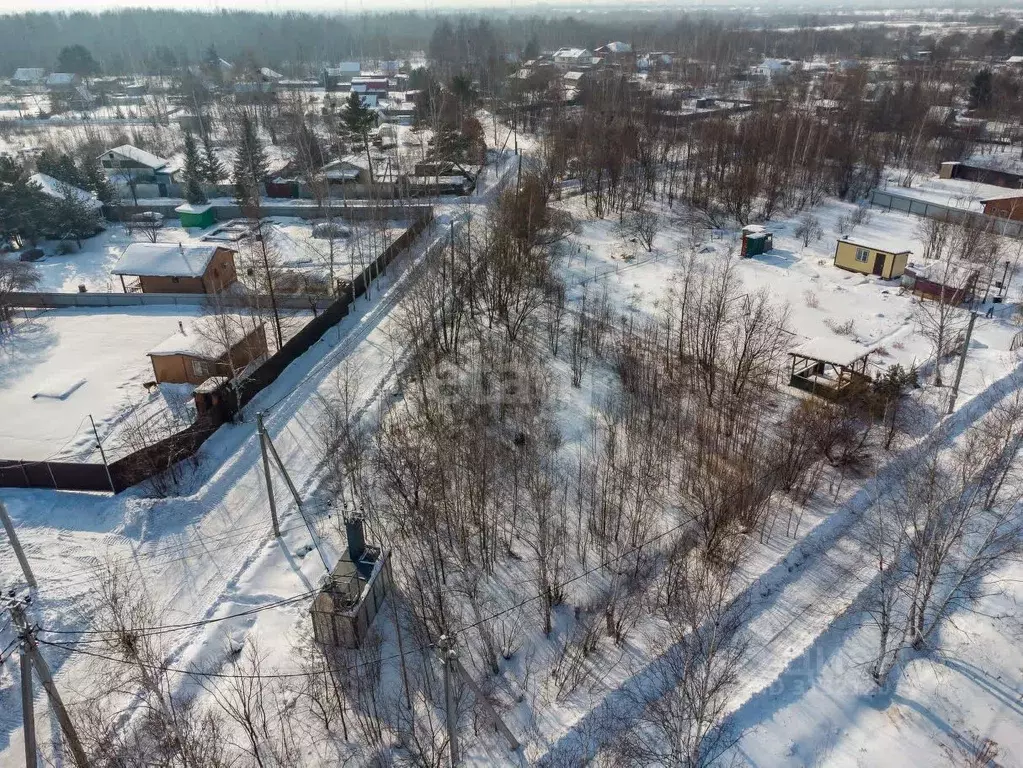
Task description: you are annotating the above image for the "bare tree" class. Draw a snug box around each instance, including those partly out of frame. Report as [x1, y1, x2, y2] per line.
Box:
[0, 257, 39, 333]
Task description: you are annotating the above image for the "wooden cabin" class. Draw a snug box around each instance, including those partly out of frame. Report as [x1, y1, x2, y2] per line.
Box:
[113, 242, 237, 294]
[147, 318, 267, 386]
[833, 237, 909, 279]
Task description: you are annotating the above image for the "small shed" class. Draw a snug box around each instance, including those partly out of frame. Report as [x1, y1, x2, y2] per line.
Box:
[148, 319, 267, 385]
[903, 262, 980, 305]
[112, 242, 237, 294]
[833, 237, 909, 279]
[741, 225, 773, 257]
[788, 337, 874, 400]
[175, 203, 216, 229]
[311, 519, 393, 648]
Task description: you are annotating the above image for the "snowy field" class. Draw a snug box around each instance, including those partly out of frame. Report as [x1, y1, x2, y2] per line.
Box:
[0, 306, 206, 462]
[2, 143, 1021, 767]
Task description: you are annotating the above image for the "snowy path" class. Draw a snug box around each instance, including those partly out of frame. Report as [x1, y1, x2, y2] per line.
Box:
[534, 360, 1023, 766]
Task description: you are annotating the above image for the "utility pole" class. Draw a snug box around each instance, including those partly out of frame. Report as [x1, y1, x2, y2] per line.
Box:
[0, 500, 36, 588]
[21, 649, 37, 768]
[440, 635, 459, 767]
[437, 634, 520, 766]
[89, 414, 116, 494]
[257, 412, 330, 573]
[947, 310, 978, 415]
[8, 598, 89, 767]
[256, 412, 281, 537]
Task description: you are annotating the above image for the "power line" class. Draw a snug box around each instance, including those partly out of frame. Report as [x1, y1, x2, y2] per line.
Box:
[37, 589, 321, 639]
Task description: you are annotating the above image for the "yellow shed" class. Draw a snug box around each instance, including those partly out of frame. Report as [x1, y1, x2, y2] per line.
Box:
[833, 237, 909, 279]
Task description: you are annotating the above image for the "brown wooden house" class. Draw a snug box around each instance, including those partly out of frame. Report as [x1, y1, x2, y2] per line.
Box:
[113, 242, 237, 294]
[148, 318, 267, 385]
[981, 193, 1023, 221]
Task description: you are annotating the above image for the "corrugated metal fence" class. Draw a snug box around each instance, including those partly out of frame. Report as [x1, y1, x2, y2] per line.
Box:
[868, 188, 1023, 238]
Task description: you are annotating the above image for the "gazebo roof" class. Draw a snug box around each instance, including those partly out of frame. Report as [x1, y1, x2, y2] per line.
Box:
[789, 337, 875, 368]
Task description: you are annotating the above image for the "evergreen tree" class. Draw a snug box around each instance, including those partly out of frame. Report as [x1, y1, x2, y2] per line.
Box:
[968, 69, 994, 110]
[233, 112, 268, 205]
[46, 181, 101, 248]
[56, 44, 100, 77]
[202, 135, 226, 185]
[36, 149, 86, 188]
[79, 153, 114, 204]
[182, 132, 208, 205]
[295, 122, 325, 175]
[342, 91, 377, 183]
[0, 157, 49, 247]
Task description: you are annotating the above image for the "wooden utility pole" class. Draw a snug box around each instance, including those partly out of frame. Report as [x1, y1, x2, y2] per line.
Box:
[8, 599, 89, 767]
[947, 311, 978, 415]
[256, 412, 281, 537]
[440, 635, 460, 767]
[21, 650, 37, 768]
[437, 634, 520, 766]
[89, 414, 116, 493]
[0, 500, 36, 588]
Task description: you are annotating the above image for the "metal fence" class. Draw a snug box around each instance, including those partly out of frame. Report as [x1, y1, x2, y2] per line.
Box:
[868, 188, 1023, 238]
[8, 291, 335, 310]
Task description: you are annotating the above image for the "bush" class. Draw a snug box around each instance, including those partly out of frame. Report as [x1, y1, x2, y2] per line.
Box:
[56, 240, 76, 255]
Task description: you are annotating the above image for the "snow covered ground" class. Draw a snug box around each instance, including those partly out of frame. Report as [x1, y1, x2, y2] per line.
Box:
[12, 216, 410, 294]
[2, 145, 1021, 767]
[0, 306, 206, 462]
[0, 304, 315, 463]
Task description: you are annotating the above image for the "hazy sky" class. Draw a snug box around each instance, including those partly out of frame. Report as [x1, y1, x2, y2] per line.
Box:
[0, 0, 613, 11]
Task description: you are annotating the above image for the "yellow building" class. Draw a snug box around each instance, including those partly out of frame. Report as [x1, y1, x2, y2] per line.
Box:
[832, 237, 909, 279]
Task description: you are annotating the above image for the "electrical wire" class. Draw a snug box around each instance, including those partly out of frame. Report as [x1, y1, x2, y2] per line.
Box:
[38, 589, 321, 639]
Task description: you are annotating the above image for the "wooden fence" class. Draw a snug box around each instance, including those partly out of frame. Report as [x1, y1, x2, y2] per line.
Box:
[0, 211, 434, 494]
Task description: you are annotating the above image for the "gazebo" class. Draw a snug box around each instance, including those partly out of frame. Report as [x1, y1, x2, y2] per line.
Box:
[788, 337, 875, 400]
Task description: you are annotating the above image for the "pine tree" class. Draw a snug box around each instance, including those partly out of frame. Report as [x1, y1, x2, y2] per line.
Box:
[233, 112, 268, 205]
[36, 149, 86, 189]
[182, 132, 208, 205]
[202, 135, 226, 185]
[0, 158, 50, 247]
[79, 152, 114, 203]
[342, 91, 377, 183]
[47, 182, 101, 248]
[295, 122, 324, 175]
[968, 69, 994, 110]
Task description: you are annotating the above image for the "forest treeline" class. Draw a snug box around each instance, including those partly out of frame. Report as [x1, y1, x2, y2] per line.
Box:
[0, 8, 1017, 78]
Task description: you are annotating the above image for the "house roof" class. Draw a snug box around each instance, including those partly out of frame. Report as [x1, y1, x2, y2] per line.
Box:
[101, 144, 169, 170]
[148, 317, 262, 359]
[260, 67, 283, 79]
[1007, 55, 1023, 64]
[837, 236, 910, 256]
[112, 242, 230, 278]
[45, 72, 75, 86]
[12, 67, 46, 82]
[30, 173, 102, 210]
[554, 48, 590, 59]
[790, 337, 875, 367]
[600, 41, 633, 53]
[980, 191, 1023, 203]
[339, 61, 361, 73]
